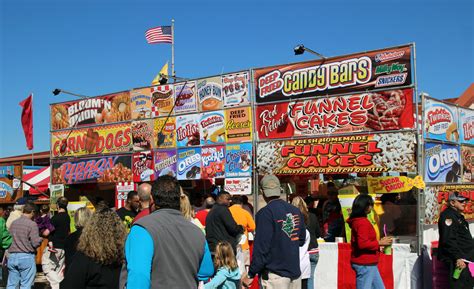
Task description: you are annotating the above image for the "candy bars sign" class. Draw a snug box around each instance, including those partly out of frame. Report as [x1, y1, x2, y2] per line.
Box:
[256, 88, 414, 139]
[254, 45, 412, 103]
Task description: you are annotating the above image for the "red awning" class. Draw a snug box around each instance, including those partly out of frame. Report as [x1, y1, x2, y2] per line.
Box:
[23, 167, 50, 195]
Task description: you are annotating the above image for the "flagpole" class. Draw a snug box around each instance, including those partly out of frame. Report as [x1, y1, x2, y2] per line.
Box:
[31, 93, 34, 166]
[171, 19, 175, 80]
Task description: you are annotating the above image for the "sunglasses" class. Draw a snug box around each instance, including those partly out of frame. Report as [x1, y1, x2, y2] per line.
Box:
[456, 199, 467, 203]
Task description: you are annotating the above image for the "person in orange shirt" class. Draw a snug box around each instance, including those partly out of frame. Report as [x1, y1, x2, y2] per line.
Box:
[229, 195, 255, 275]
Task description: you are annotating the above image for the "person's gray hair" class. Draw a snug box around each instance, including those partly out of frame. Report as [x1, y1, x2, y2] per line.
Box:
[74, 207, 92, 229]
[13, 205, 24, 211]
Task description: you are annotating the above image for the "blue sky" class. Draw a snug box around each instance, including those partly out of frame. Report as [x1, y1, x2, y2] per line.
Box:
[0, 0, 472, 157]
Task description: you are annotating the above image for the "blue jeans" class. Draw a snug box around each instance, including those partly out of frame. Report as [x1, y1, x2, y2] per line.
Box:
[351, 264, 385, 289]
[308, 253, 319, 289]
[7, 253, 36, 289]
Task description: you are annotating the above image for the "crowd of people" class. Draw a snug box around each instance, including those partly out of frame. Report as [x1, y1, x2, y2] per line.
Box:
[0, 175, 472, 289]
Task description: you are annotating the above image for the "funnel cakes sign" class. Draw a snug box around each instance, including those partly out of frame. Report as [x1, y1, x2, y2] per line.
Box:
[51, 92, 131, 130]
[254, 45, 412, 103]
[256, 88, 414, 140]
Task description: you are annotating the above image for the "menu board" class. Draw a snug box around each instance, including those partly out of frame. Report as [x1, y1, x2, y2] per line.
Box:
[225, 107, 252, 143]
[176, 114, 200, 147]
[131, 120, 154, 151]
[51, 91, 131, 130]
[257, 132, 416, 175]
[256, 88, 414, 140]
[52, 155, 132, 184]
[154, 149, 177, 178]
[197, 76, 223, 111]
[424, 98, 459, 143]
[174, 82, 197, 114]
[225, 143, 252, 178]
[222, 71, 250, 107]
[201, 146, 225, 179]
[224, 177, 252, 195]
[130, 88, 152, 119]
[424, 142, 461, 183]
[132, 151, 155, 182]
[51, 123, 132, 158]
[177, 148, 201, 180]
[200, 111, 226, 145]
[153, 117, 176, 149]
[151, 85, 175, 117]
[461, 145, 474, 183]
[459, 107, 474, 145]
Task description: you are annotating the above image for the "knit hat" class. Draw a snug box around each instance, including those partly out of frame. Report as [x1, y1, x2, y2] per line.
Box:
[260, 175, 281, 198]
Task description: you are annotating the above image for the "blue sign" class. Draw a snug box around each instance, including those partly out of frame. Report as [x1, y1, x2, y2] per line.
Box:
[0, 181, 13, 198]
[225, 143, 252, 178]
[0, 166, 14, 178]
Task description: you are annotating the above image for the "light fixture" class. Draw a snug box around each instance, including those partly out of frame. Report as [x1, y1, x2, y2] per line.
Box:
[52, 88, 90, 99]
[294, 44, 326, 59]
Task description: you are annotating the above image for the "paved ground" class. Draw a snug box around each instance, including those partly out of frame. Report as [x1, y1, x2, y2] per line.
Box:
[33, 272, 50, 289]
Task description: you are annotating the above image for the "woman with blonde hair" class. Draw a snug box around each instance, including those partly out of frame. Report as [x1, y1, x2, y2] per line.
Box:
[180, 194, 205, 232]
[292, 196, 320, 289]
[60, 209, 127, 289]
[63, 207, 92, 271]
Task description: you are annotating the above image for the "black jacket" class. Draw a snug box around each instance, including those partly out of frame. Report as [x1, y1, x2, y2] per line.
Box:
[205, 204, 243, 253]
[438, 206, 474, 263]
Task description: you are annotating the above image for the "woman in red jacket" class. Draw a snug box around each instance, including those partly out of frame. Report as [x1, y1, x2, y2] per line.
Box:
[347, 195, 392, 289]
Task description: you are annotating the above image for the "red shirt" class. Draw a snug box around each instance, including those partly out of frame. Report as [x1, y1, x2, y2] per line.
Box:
[347, 217, 380, 265]
[195, 209, 209, 227]
[133, 208, 150, 224]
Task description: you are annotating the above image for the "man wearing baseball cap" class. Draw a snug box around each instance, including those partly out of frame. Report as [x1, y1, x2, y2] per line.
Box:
[438, 191, 474, 289]
[242, 175, 306, 289]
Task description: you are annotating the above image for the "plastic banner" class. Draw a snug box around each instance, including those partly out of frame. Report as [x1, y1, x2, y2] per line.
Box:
[51, 154, 132, 184]
[225, 107, 252, 143]
[51, 91, 131, 130]
[256, 88, 414, 140]
[51, 123, 132, 158]
[461, 146, 474, 182]
[131, 120, 154, 151]
[174, 81, 197, 114]
[254, 45, 412, 104]
[153, 117, 176, 149]
[424, 142, 461, 183]
[222, 71, 250, 107]
[177, 148, 201, 180]
[224, 177, 252, 195]
[459, 107, 474, 145]
[201, 146, 225, 179]
[176, 114, 201, 147]
[132, 151, 155, 182]
[130, 88, 152, 119]
[154, 149, 177, 178]
[424, 185, 474, 224]
[225, 143, 252, 178]
[424, 98, 459, 142]
[200, 111, 226, 145]
[197, 76, 223, 111]
[257, 132, 416, 175]
[367, 176, 425, 194]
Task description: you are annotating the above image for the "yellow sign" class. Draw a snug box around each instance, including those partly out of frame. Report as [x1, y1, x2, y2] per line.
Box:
[367, 175, 425, 194]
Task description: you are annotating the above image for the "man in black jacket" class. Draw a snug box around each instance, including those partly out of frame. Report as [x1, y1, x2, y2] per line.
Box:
[438, 191, 474, 289]
[205, 191, 243, 255]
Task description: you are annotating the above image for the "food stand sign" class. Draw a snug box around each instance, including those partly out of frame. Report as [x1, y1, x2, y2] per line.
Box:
[52, 154, 132, 184]
[459, 107, 474, 145]
[225, 143, 252, 178]
[367, 175, 425, 194]
[225, 177, 252, 195]
[151, 85, 175, 117]
[461, 145, 474, 183]
[424, 98, 459, 143]
[132, 151, 155, 182]
[254, 45, 412, 104]
[424, 185, 474, 224]
[222, 71, 250, 107]
[197, 76, 223, 111]
[256, 88, 414, 140]
[201, 146, 225, 179]
[176, 114, 200, 147]
[200, 111, 226, 145]
[225, 107, 252, 143]
[154, 117, 176, 149]
[131, 120, 154, 151]
[424, 142, 461, 183]
[154, 149, 177, 178]
[0, 166, 14, 178]
[51, 91, 131, 130]
[174, 82, 197, 114]
[51, 123, 132, 158]
[177, 148, 201, 180]
[257, 132, 416, 175]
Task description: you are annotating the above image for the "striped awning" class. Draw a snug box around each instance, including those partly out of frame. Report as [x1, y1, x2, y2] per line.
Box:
[23, 166, 50, 195]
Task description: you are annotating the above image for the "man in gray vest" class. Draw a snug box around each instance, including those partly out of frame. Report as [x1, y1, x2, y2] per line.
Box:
[124, 175, 214, 289]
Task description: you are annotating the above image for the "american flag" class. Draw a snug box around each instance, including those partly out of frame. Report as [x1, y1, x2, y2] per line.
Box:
[145, 26, 172, 44]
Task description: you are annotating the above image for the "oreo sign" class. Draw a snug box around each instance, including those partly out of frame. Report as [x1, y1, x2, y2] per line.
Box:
[424, 142, 461, 183]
